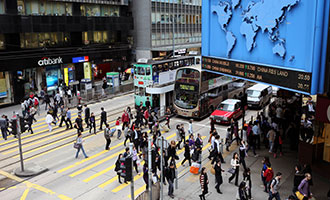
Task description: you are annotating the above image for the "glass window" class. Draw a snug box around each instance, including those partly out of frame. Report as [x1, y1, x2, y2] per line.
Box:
[0, 34, 4, 49]
[20, 32, 67, 48]
[17, 0, 25, 15]
[146, 67, 151, 75]
[65, 3, 72, 16]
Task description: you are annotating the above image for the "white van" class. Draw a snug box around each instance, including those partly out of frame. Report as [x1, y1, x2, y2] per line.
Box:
[246, 84, 272, 108]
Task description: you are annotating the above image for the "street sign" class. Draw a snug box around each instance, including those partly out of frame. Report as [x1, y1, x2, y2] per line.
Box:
[202, 0, 330, 95]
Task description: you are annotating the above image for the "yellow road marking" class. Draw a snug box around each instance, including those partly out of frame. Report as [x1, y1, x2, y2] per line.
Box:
[2, 128, 68, 155]
[70, 149, 125, 177]
[12, 118, 116, 159]
[111, 134, 193, 193]
[0, 170, 72, 200]
[20, 188, 30, 200]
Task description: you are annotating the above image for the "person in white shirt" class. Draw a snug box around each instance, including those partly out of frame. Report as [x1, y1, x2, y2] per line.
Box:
[188, 119, 193, 135]
[45, 112, 54, 132]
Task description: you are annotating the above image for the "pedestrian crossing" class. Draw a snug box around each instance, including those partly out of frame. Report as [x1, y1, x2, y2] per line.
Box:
[0, 104, 133, 170]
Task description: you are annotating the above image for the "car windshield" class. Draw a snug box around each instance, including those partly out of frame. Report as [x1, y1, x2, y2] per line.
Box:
[217, 103, 235, 112]
[247, 90, 260, 98]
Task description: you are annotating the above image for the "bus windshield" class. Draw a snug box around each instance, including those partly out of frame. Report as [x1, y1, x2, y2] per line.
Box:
[174, 90, 199, 109]
[217, 103, 235, 112]
[247, 90, 260, 98]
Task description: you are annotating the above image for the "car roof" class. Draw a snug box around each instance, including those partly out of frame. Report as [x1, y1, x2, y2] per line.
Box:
[247, 83, 271, 91]
[221, 99, 241, 105]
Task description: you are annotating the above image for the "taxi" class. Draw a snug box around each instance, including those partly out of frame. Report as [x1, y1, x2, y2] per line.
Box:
[210, 99, 244, 124]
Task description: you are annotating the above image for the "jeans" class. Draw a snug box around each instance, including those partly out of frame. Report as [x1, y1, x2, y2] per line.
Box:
[1, 127, 7, 140]
[76, 145, 88, 158]
[168, 179, 174, 196]
[268, 192, 281, 200]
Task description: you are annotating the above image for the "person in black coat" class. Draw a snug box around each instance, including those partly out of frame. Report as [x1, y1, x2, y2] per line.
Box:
[99, 107, 107, 130]
[214, 160, 224, 194]
[199, 167, 209, 200]
[84, 105, 90, 128]
[165, 159, 176, 198]
[114, 154, 123, 184]
[26, 113, 34, 134]
[238, 181, 248, 200]
[89, 113, 96, 134]
[181, 140, 191, 166]
[293, 164, 304, 193]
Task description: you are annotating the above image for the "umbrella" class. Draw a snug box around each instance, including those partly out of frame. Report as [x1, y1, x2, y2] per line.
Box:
[125, 68, 134, 74]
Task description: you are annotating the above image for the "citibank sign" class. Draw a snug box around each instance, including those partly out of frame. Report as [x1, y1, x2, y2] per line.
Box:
[38, 57, 63, 66]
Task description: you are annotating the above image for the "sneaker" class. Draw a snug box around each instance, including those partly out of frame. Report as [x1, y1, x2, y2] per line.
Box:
[254, 154, 259, 157]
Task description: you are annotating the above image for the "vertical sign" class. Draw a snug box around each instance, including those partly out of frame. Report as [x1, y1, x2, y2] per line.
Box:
[64, 68, 69, 86]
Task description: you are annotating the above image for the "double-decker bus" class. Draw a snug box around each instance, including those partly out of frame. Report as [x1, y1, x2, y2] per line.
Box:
[133, 56, 197, 108]
[173, 65, 248, 118]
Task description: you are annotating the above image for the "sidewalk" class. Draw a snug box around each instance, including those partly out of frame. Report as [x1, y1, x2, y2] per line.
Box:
[163, 141, 329, 200]
[0, 85, 134, 119]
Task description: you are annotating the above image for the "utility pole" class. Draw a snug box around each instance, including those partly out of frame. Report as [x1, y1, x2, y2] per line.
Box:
[172, 13, 175, 57]
[129, 143, 134, 200]
[160, 136, 164, 200]
[148, 137, 152, 200]
[17, 115, 24, 172]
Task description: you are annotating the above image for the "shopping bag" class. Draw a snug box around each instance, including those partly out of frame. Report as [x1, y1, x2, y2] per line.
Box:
[73, 143, 81, 149]
[210, 166, 215, 175]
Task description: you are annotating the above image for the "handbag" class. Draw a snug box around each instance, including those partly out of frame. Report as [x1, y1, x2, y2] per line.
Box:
[73, 143, 81, 149]
[295, 191, 306, 200]
[228, 168, 235, 174]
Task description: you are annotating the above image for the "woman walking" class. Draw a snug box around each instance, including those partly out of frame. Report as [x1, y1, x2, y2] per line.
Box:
[199, 167, 209, 200]
[238, 181, 248, 200]
[104, 124, 111, 150]
[229, 152, 240, 186]
[75, 132, 88, 159]
[132, 146, 140, 175]
[114, 154, 123, 184]
[214, 160, 224, 194]
[165, 107, 171, 129]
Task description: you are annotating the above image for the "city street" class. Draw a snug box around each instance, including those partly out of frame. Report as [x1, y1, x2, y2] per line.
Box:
[0, 93, 260, 200]
[1, 94, 327, 200]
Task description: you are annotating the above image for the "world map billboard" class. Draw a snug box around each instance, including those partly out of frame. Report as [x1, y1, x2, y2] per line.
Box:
[202, 0, 330, 94]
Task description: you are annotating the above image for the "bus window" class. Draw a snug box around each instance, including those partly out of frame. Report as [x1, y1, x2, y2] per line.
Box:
[174, 90, 199, 109]
[138, 87, 146, 96]
[138, 67, 145, 75]
[134, 86, 139, 95]
[223, 85, 228, 91]
[146, 67, 151, 75]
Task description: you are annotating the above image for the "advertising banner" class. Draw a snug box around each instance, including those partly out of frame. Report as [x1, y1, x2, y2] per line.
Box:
[46, 66, 59, 91]
[0, 78, 7, 98]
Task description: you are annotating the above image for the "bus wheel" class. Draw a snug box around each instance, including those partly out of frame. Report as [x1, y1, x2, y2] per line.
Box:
[234, 95, 237, 99]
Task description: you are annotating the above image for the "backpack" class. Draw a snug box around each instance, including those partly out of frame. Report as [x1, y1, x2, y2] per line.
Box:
[268, 178, 277, 192]
[34, 98, 39, 106]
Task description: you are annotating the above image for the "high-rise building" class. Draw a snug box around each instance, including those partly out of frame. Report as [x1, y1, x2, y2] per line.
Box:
[0, 0, 133, 106]
[132, 0, 201, 60]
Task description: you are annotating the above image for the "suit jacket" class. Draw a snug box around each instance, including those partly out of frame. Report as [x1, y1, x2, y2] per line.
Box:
[101, 111, 107, 121]
[85, 107, 90, 118]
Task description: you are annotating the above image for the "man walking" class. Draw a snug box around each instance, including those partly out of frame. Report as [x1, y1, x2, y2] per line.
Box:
[104, 124, 111, 150]
[0, 115, 8, 140]
[59, 105, 68, 128]
[75, 115, 83, 133]
[66, 108, 73, 129]
[100, 107, 107, 130]
[84, 105, 90, 128]
[269, 172, 282, 200]
[121, 109, 129, 130]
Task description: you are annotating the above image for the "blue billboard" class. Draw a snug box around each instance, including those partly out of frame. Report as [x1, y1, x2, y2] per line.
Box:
[202, 0, 330, 94]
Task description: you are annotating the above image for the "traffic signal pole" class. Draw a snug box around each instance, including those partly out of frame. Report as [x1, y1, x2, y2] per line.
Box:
[148, 137, 152, 200]
[129, 143, 134, 200]
[160, 136, 164, 200]
[16, 115, 24, 172]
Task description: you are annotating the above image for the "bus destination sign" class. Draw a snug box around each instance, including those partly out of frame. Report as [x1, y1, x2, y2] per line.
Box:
[202, 56, 312, 93]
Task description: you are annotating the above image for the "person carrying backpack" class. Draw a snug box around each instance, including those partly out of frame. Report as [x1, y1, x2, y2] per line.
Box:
[263, 163, 274, 192]
[268, 172, 282, 200]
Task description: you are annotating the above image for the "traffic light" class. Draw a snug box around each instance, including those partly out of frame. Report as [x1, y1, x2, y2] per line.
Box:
[120, 157, 132, 181]
[19, 116, 27, 133]
[10, 119, 17, 135]
[240, 93, 247, 110]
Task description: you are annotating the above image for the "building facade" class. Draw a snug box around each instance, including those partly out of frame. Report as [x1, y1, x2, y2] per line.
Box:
[132, 0, 201, 60]
[0, 0, 133, 106]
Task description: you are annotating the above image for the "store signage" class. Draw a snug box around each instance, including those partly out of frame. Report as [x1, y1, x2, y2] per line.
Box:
[72, 56, 89, 63]
[38, 57, 63, 66]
